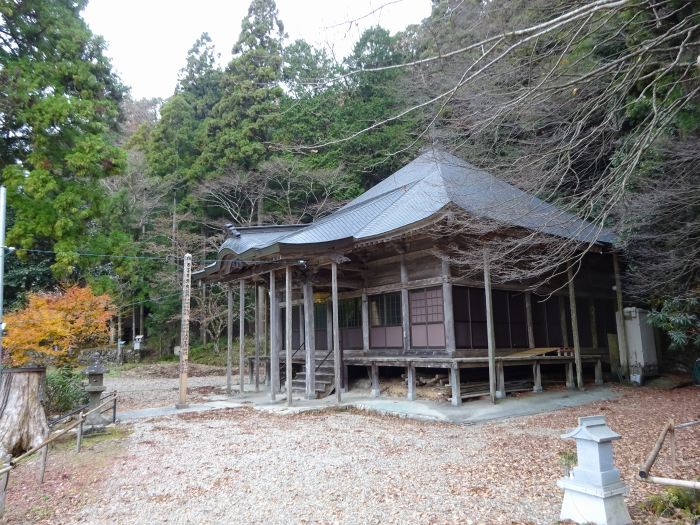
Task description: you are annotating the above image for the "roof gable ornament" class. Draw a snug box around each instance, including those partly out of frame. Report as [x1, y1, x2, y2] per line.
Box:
[224, 223, 241, 238]
[329, 254, 351, 265]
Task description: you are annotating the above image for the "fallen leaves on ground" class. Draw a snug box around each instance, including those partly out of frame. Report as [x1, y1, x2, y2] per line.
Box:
[2, 384, 698, 524]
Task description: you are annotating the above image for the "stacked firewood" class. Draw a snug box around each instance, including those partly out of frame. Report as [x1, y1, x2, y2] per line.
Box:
[445, 379, 533, 400]
[400, 373, 449, 387]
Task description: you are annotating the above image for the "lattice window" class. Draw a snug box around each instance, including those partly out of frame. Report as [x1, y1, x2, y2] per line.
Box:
[410, 287, 445, 348]
[314, 302, 326, 330]
[339, 298, 361, 328]
[369, 292, 401, 327]
[410, 288, 444, 324]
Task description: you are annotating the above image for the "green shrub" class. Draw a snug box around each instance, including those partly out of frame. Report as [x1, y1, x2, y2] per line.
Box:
[45, 367, 88, 415]
[186, 337, 257, 367]
[558, 449, 577, 476]
[156, 353, 178, 363]
[189, 342, 226, 366]
[643, 486, 699, 518]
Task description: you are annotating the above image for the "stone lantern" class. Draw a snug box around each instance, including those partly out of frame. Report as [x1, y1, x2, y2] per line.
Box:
[84, 354, 110, 428]
[557, 415, 631, 525]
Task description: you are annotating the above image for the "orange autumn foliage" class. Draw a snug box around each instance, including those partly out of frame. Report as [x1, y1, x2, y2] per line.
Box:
[4, 286, 114, 367]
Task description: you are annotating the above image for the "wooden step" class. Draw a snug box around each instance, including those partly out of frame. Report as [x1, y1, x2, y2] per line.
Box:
[291, 380, 329, 393]
[293, 368, 331, 378]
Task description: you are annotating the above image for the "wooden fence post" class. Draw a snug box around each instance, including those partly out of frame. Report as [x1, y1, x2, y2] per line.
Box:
[76, 412, 84, 453]
[38, 445, 48, 483]
[0, 454, 9, 518]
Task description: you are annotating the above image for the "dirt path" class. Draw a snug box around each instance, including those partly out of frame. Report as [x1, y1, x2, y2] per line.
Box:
[2, 385, 698, 524]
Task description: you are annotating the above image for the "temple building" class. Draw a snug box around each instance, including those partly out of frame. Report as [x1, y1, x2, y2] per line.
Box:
[194, 149, 626, 405]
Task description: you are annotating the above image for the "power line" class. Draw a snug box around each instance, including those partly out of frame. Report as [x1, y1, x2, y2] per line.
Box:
[117, 292, 182, 310]
[14, 247, 184, 262]
[4, 246, 305, 268]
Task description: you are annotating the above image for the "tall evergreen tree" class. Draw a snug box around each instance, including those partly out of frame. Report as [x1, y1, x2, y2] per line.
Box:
[0, 0, 125, 277]
[338, 26, 420, 187]
[147, 34, 222, 185]
[201, 0, 286, 173]
[177, 33, 222, 120]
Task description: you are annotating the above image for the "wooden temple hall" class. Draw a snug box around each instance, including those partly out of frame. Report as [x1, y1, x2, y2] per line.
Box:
[194, 149, 627, 406]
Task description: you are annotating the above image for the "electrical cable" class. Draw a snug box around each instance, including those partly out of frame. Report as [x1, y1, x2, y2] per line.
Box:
[5, 247, 302, 267]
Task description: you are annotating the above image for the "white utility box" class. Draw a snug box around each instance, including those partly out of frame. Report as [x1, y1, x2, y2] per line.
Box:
[616, 307, 657, 383]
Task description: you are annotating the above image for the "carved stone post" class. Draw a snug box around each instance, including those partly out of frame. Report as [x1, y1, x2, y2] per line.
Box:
[84, 356, 110, 429]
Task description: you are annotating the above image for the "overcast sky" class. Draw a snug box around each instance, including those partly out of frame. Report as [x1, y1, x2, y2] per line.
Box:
[82, 0, 432, 100]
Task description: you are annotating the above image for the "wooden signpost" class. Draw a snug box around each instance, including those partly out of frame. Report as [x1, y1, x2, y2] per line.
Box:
[176, 253, 192, 409]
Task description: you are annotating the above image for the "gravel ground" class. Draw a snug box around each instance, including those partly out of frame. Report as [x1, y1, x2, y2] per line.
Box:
[59, 385, 697, 525]
[106, 364, 231, 411]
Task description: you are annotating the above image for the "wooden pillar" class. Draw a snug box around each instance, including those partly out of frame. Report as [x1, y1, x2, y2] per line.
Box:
[483, 251, 497, 404]
[613, 253, 629, 378]
[285, 267, 293, 406]
[269, 271, 279, 400]
[254, 283, 261, 392]
[532, 362, 543, 392]
[331, 261, 341, 403]
[567, 266, 583, 390]
[496, 361, 506, 399]
[589, 299, 599, 353]
[275, 291, 283, 388]
[262, 287, 269, 387]
[525, 292, 535, 349]
[132, 305, 136, 341]
[407, 364, 416, 401]
[370, 364, 380, 397]
[361, 290, 369, 352]
[595, 359, 604, 385]
[565, 362, 575, 389]
[325, 301, 333, 355]
[201, 283, 206, 344]
[226, 285, 233, 396]
[239, 279, 245, 393]
[400, 255, 410, 351]
[298, 303, 305, 347]
[450, 364, 462, 407]
[442, 260, 455, 353]
[139, 304, 144, 337]
[109, 318, 116, 344]
[303, 281, 316, 399]
[117, 313, 122, 363]
[559, 296, 570, 348]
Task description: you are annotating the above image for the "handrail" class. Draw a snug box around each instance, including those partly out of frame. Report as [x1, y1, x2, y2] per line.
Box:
[48, 404, 87, 427]
[315, 348, 333, 373]
[291, 342, 304, 360]
[1, 392, 118, 475]
[48, 391, 118, 428]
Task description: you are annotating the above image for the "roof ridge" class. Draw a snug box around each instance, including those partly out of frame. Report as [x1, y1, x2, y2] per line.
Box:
[235, 224, 308, 231]
[324, 179, 421, 218]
